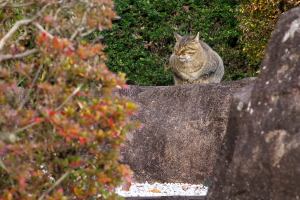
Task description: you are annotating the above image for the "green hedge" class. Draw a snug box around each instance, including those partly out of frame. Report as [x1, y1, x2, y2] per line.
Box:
[101, 0, 250, 86]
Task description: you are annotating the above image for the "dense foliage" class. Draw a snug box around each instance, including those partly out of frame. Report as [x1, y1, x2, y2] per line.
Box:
[100, 0, 300, 86]
[0, 1, 138, 199]
[237, 0, 300, 71]
[100, 0, 246, 86]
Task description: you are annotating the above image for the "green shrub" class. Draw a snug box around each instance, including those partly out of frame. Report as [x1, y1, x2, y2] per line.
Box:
[101, 0, 248, 86]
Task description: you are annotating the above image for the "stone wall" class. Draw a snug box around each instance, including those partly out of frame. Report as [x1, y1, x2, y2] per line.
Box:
[119, 78, 256, 184]
[207, 7, 300, 200]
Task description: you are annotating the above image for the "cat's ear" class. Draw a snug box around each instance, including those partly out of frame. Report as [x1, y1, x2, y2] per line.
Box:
[191, 32, 200, 43]
[174, 32, 182, 41]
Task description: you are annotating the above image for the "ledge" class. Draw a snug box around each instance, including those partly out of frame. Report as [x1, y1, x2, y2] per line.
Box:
[125, 196, 206, 200]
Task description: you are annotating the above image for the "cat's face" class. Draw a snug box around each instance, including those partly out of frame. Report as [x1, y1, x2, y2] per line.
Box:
[173, 32, 200, 62]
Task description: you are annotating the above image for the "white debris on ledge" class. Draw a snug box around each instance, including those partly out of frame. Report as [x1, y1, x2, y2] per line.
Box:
[116, 182, 208, 197]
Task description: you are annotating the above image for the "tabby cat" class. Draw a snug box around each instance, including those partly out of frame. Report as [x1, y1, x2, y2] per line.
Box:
[169, 32, 224, 85]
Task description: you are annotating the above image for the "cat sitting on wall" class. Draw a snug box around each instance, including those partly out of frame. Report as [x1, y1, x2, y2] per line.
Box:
[169, 32, 224, 85]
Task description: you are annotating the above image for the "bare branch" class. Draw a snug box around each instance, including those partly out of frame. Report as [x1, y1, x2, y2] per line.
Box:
[7, 2, 34, 8]
[70, 11, 88, 41]
[11, 121, 38, 135]
[0, 159, 15, 187]
[0, 49, 38, 61]
[8, 84, 82, 138]
[0, 159, 11, 174]
[17, 64, 43, 111]
[0, 0, 9, 8]
[55, 84, 83, 111]
[54, 26, 62, 36]
[80, 28, 97, 38]
[0, 19, 34, 51]
[54, 7, 62, 20]
[0, 4, 49, 51]
[16, 28, 28, 42]
[32, 22, 54, 39]
[38, 170, 70, 200]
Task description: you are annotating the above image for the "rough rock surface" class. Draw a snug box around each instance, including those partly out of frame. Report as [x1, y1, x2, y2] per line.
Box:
[206, 7, 300, 200]
[118, 78, 256, 184]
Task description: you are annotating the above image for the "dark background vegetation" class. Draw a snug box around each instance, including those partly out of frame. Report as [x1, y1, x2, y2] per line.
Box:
[95, 0, 299, 86]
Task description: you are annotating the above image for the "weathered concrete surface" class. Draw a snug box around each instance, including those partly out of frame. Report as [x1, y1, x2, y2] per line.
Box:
[207, 7, 300, 200]
[118, 78, 256, 184]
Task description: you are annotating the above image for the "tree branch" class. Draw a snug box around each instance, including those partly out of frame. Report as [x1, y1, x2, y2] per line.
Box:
[0, 19, 34, 51]
[17, 64, 43, 111]
[0, 0, 9, 8]
[38, 170, 70, 200]
[0, 48, 38, 61]
[70, 11, 87, 41]
[32, 22, 54, 39]
[8, 84, 82, 138]
[0, 159, 15, 187]
[6, 2, 34, 8]
[55, 84, 83, 111]
[0, 4, 49, 51]
[0, 159, 11, 174]
[11, 121, 38, 135]
[80, 28, 97, 38]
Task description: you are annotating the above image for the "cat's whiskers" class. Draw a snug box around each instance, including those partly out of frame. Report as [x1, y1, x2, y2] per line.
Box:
[178, 55, 192, 62]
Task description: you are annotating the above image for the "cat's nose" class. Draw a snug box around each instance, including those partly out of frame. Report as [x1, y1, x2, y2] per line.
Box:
[178, 56, 186, 61]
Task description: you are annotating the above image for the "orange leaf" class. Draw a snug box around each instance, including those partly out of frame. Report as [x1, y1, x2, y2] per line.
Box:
[182, 185, 190, 191]
[70, 161, 85, 167]
[147, 189, 161, 193]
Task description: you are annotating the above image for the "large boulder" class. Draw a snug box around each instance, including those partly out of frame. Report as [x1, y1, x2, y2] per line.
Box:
[207, 7, 300, 200]
[118, 78, 256, 184]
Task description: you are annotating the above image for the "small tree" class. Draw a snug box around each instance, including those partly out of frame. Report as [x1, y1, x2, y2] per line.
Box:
[0, 1, 138, 199]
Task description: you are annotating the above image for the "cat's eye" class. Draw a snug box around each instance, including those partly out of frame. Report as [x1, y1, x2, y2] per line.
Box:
[187, 51, 196, 54]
